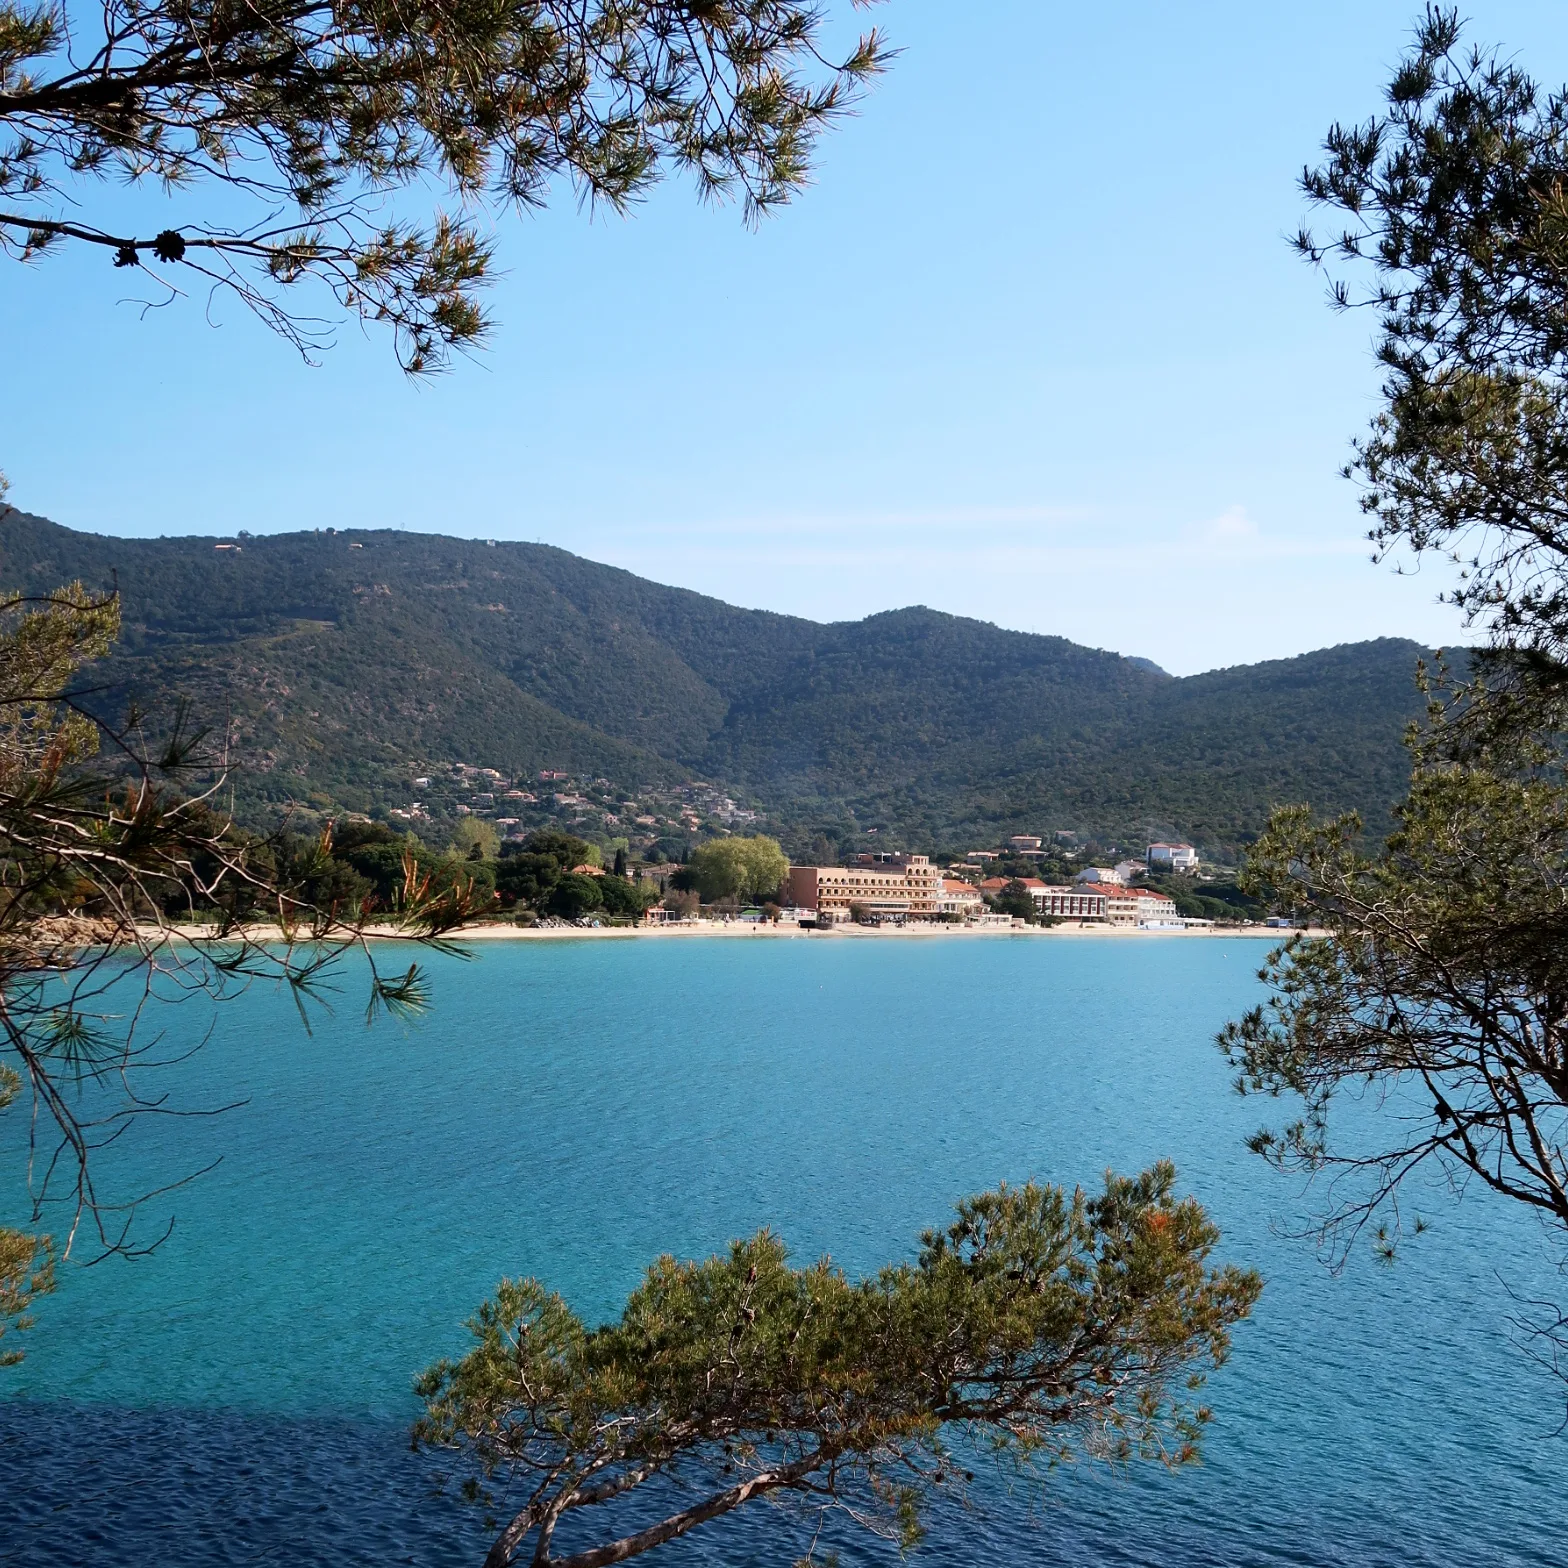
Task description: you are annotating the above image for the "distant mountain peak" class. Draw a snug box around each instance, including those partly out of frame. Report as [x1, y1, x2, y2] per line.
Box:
[1125, 655, 1171, 677]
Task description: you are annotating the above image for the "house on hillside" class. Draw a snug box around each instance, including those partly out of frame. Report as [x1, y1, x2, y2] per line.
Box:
[1147, 842, 1199, 873]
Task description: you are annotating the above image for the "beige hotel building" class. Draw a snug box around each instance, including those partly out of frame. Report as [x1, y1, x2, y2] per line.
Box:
[786, 854, 943, 921]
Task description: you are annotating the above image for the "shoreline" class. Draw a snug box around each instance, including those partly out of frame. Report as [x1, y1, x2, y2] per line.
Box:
[450, 922, 1306, 941]
[151, 919, 1308, 944]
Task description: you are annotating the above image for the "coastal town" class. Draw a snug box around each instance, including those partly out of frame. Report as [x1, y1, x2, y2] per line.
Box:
[779, 843, 1192, 928]
[457, 833, 1270, 935]
[338, 758, 1271, 933]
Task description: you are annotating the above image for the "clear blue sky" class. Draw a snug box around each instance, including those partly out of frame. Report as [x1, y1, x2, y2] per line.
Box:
[6, 1, 1568, 674]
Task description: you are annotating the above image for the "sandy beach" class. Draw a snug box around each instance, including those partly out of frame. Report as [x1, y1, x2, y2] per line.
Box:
[150, 919, 1303, 945]
[452, 921, 1301, 941]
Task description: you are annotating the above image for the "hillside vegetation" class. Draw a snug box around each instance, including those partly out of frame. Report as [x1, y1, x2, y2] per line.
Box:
[0, 511, 1433, 854]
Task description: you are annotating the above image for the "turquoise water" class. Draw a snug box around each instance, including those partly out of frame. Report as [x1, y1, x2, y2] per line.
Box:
[1, 936, 1563, 1565]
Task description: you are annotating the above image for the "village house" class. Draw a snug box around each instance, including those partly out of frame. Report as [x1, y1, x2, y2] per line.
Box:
[937, 877, 985, 917]
[979, 875, 1047, 902]
[1147, 841, 1199, 873]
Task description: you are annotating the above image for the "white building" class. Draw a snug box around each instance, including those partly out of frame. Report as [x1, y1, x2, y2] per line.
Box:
[1035, 886, 1108, 920]
[1074, 866, 1126, 885]
[1147, 842, 1199, 874]
[937, 878, 985, 918]
[1098, 886, 1180, 927]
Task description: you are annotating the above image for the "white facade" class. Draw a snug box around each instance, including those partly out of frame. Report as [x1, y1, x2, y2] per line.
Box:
[1035, 886, 1107, 919]
[1147, 842, 1199, 874]
[1096, 887, 1180, 927]
[937, 878, 985, 917]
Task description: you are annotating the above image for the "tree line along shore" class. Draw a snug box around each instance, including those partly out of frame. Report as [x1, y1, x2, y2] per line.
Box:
[165, 819, 1279, 935]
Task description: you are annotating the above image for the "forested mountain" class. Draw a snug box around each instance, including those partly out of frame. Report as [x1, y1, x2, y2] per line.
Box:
[0, 510, 1433, 854]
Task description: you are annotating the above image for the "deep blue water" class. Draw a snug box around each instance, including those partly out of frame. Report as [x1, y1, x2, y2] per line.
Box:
[2, 936, 1563, 1565]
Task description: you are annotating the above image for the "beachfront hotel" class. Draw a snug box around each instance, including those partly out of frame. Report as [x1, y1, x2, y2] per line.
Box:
[789, 855, 1182, 927]
[1094, 884, 1180, 926]
[976, 879, 1112, 920]
[786, 854, 943, 921]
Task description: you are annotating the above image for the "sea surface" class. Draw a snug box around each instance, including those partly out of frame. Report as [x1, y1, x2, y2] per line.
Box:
[1, 936, 1563, 1566]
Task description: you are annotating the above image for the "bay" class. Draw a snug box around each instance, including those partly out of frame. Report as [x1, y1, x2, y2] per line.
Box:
[1, 936, 1562, 1565]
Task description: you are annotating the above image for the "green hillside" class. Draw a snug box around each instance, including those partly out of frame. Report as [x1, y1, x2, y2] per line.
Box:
[0, 510, 1433, 855]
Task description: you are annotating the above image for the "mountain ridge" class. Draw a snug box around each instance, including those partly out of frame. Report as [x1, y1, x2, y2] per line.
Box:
[0, 509, 1431, 854]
